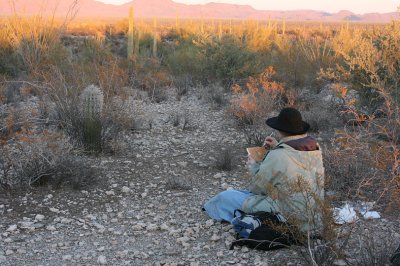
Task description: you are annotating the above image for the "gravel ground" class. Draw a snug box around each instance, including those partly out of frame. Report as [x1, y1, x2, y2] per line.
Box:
[0, 89, 399, 265]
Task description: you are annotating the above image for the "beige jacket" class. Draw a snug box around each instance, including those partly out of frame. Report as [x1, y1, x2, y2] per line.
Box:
[243, 136, 325, 233]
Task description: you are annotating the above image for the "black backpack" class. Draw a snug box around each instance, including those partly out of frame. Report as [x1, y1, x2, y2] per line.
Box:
[230, 210, 304, 251]
[391, 243, 400, 266]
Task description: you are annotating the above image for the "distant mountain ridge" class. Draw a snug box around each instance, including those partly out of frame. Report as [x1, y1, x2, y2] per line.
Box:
[0, 0, 398, 22]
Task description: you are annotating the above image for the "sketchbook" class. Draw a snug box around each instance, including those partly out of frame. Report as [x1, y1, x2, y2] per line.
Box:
[246, 147, 267, 162]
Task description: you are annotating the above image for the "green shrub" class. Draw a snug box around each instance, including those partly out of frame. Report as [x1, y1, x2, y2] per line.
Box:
[163, 41, 205, 82]
[203, 35, 263, 86]
[0, 48, 21, 76]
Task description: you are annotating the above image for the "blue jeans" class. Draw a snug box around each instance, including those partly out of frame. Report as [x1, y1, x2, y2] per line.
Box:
[203, 190, 254, 222]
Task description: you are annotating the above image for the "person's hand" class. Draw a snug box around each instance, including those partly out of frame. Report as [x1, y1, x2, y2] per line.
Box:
[263, 136, 278, 149]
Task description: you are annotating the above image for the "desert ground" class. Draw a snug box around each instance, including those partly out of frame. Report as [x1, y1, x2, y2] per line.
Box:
[1, 85, 399, 265]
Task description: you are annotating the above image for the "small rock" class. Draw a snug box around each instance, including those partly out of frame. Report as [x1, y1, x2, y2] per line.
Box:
[17, 249, 26, 254]
[61, 218, 72, 224]
[93, 222, 105, 230]
[132, 223, 145, 230]
[121, 186, 131, 193]
[160, 223, 170, 231]
[177, 236, 190, 243]
[62, 255, 72, 261]
[146, 224, 158, 231]
[49, 207, 60, 213]
[213, 173, 223, 179]
[97, 255, 107, 264]
[105, 190, 115, 196]
[205, 219, 214, 228]
[221, 183, 229, 190]
[19, 221, 34, 229]
[6, 225, 17, 232]
[333, 259, 347, 266]
[0, 255, 6, 263]
[178, 162, 188, 168]
[46, 225, 56, 231]
[35, 214, 45, 221]
[210, 234, 221, 241]
[33, 223, 45, 229]
[5, 250, 13, 256]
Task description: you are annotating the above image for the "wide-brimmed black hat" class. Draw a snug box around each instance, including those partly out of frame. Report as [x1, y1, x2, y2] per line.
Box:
[266, 107, 310, 134]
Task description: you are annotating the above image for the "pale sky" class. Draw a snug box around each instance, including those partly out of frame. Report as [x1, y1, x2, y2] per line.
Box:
[99, 0, 399, 14]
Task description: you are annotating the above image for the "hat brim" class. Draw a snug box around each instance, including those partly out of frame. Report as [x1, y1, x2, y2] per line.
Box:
[266, 117, 310, 135]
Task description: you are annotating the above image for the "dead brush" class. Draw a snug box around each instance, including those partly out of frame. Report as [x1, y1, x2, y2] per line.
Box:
[349, 231, 399, 266]
[174, 74, 192, 101]
[203, 84, 226, 109]
[244, 127, 265, 147]
[165, 176, 192, 191]
[328, 89, 400, 209]
[169, 113, 181, 127]
[0, 128, 95, 189]
[215, 148, 234, 171]
[229, 66, 288, 126]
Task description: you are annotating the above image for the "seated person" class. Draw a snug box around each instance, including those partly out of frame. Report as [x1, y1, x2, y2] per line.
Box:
[203, 107, 325, 234]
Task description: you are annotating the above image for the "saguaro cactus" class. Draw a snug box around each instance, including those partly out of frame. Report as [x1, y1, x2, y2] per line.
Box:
[153, 17, 158, 57]
[80, 85, 104, 153]
[127, 7, 134, 59]
[135, 30, 140, 56]
[175, 8, 180, 29]
[218, 20, 222, 40]
[282, 18, 286, 35]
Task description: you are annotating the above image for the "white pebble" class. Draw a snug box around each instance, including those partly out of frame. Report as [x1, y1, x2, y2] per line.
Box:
[213, 173, 223, 179]
[46, 225, 56, 231]
[121, 186, 131, 193]
[160, 223, 170, 231]
[5, 250, 13, 256]
[105, 190, 115, 196]
[146, 224, 159, 231]
[205, 219, 214, 228]
[6, 225, 17, 232]
[97, 255, 107, 264]
[211, 234, 221, 241]
[35, 214, 45, 221]
[49, 208, 60, 213]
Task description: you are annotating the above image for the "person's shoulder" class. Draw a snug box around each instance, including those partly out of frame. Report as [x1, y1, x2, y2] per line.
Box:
[271, 143, 293, 153]
[265, 145, 291, 160]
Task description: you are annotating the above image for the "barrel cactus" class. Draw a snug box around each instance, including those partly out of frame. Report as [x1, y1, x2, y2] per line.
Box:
[80, 85, 104, 153]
